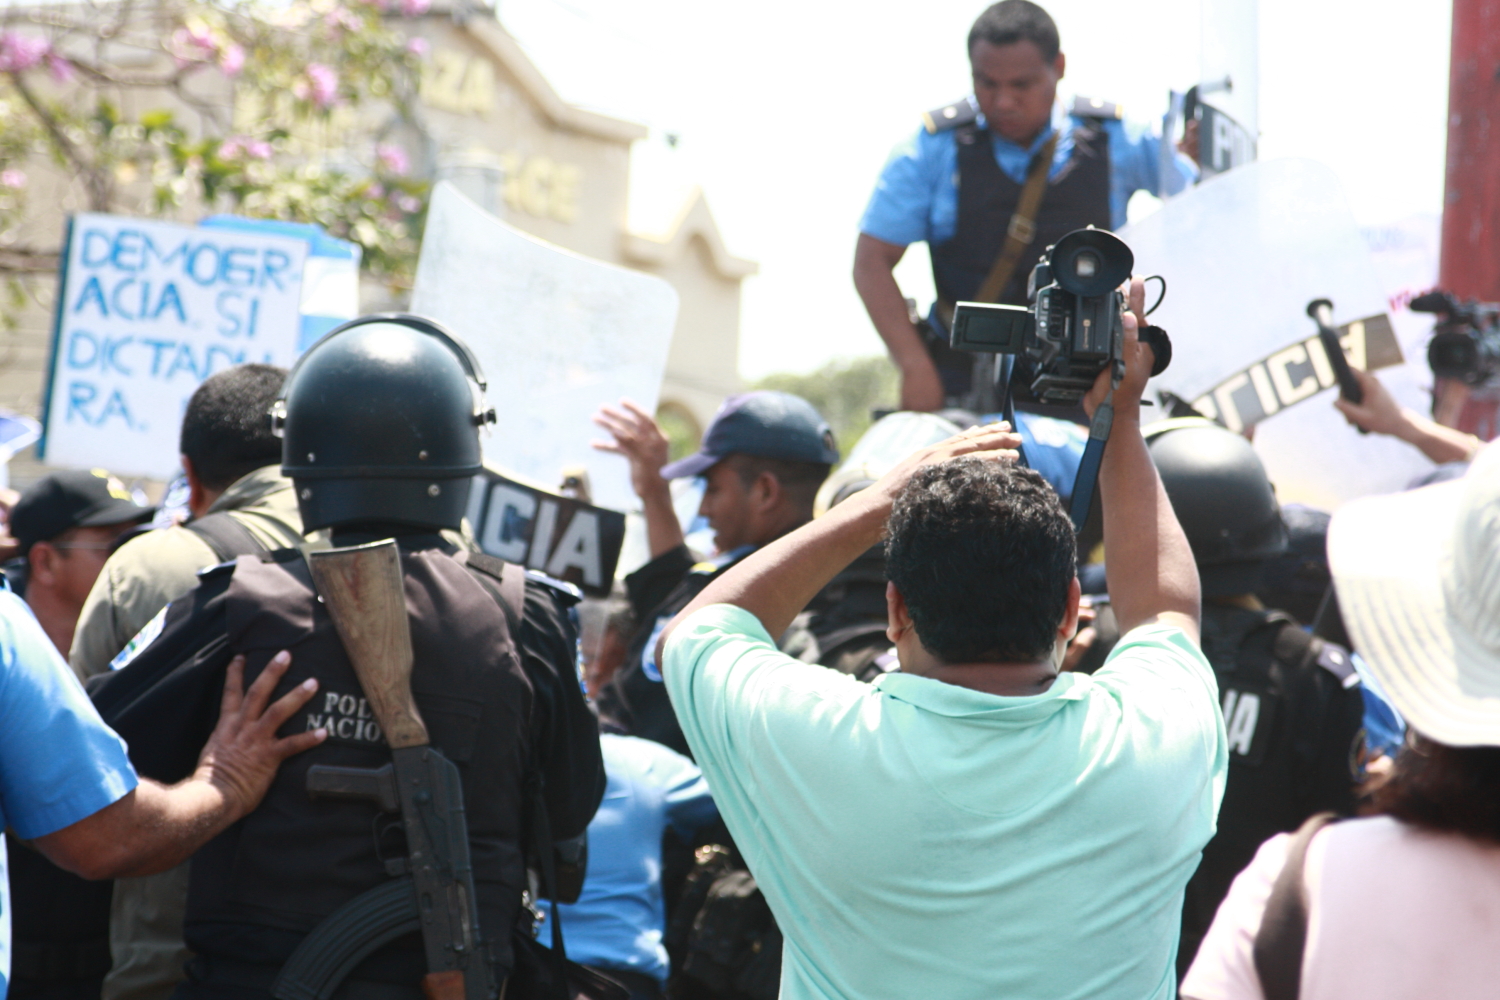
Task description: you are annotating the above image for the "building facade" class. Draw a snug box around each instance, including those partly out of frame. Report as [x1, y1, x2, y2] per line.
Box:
[0, 5, 749, 487]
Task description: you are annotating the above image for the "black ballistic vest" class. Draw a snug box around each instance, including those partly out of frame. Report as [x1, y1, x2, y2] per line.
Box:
[1176, 604, 1365, 977]
[183, 545, 535, 983]
[927, 122, 1113, 397]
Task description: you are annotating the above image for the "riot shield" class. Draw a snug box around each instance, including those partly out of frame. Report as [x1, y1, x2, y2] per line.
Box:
[1121, 159, 1432, 509]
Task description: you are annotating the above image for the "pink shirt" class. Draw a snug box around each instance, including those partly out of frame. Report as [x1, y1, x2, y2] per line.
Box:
[1182, 815, 1500, 1000]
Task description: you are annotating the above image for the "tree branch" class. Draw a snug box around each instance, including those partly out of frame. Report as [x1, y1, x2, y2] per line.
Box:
[7, 70, 110, 211]
[0, 246, 62, 273]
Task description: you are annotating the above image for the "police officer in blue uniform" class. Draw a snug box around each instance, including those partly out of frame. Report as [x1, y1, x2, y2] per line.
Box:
[854, 0, 1198, 412]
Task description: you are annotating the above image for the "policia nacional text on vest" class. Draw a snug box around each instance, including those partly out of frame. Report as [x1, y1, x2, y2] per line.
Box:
[921, 95, 1119, 402]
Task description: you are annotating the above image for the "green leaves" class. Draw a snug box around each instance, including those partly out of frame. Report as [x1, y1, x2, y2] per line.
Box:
[0, 0, 429, 284]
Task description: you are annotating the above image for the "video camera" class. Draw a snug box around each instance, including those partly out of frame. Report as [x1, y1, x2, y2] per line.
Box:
[1413, 290, 1500, 385]
[945, 228, 1170, 406]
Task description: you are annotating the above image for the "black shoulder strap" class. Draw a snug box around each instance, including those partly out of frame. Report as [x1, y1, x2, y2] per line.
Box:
[1253, 811, 1340, 1000]
[186, 512, 268, 563]
[457, 551, 524, 637]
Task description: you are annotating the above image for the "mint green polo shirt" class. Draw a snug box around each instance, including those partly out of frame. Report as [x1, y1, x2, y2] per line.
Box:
[664, 604, 1227, 1000]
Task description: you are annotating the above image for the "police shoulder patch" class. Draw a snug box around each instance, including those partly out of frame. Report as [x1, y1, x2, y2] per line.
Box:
[1316, 641, 1361, 689]
[923, 96, 980, 134]
[110, 603, 170, 671]
[1071, 96, 1122, 120]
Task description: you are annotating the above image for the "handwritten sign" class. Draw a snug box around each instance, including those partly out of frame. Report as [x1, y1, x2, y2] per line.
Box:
[411, 183, 678, 512]
[39, 214, 308, 479]
[1189, 314, 1403, 432]
[464, 468, 626, 598]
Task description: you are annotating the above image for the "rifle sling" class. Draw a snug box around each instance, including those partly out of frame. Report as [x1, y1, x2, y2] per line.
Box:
[530, 773, 571, 999]
[271, 877, 422, 1000]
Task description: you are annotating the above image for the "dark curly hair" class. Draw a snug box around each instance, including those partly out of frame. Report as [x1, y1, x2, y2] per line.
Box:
[969, 1, 1061, 62]
[884, 457, 1075, 664]
[1369, 735, 1500, 844]
[179, 364, 287, 491]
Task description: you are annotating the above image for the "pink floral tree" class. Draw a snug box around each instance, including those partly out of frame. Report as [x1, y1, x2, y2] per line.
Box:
[0, 0, 433, 286]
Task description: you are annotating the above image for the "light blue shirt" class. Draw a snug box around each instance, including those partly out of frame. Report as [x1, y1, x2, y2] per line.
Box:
[539, 734, 718, 983]
[665, 604, 1226, 1000]
[860, 100, 1195, 243]
[0, 589, 138, 999]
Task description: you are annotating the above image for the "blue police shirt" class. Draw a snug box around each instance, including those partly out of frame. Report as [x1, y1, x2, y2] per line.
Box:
[859, 100, 1195, 244]
[0, 589, 137, 999]
[539, 734, 718, 983]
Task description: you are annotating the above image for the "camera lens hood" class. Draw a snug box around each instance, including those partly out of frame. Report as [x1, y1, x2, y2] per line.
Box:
[1049, 228, 1134, 298]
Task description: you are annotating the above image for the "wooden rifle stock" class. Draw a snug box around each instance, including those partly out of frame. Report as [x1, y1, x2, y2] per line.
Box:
[307, 540, 428, 749]
[305, 540, 496, 1000]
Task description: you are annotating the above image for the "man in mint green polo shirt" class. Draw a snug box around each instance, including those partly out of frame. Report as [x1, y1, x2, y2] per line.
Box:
[658, 289, 1226, 1000]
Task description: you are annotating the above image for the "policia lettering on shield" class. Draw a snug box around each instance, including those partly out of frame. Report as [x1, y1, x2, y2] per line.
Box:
[853, 0, 1199, 412]
[90, 315, 605, 1000]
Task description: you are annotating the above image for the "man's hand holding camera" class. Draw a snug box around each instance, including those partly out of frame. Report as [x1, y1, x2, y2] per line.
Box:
[1083, 277, 1155, 424]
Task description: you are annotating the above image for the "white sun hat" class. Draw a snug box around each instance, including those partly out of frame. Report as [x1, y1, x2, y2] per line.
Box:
[1327, 441, 1500, 746]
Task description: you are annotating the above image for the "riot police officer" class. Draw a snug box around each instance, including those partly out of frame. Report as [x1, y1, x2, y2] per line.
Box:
[854, 0, 1198, 412]
[92, 315, 605, 1000]
[1144, 418, 1366, 976]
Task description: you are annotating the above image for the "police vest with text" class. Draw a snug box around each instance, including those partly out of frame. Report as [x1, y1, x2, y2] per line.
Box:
[183, 542, 537, 984]
[1200, 607, 1362, 769]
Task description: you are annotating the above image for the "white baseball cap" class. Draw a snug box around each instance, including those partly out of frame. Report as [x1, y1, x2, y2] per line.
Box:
[1328, 442, 1500, 746]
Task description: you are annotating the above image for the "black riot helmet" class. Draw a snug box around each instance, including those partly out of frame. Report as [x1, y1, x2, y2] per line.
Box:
[274, 314, 496, 533]
[1145, 417, 1289, 598]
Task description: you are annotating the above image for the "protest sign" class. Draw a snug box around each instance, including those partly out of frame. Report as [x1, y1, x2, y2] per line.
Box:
[463, 466, 626, 597]
[1121, 159, 1432, 509]
[411, 182, 679, 513]
[39, 214, 309, 479]
[200, 215, 360, 350]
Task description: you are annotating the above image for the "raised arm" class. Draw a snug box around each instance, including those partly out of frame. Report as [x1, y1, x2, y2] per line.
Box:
[1335, 367, 1482, 465]
[1085, 284, 1201, 642]
[657, 423, 1023, 663]
[593, 400, 685, 559]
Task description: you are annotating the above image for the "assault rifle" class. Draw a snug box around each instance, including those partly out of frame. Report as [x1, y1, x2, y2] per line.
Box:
[271, 540, 497, 1000]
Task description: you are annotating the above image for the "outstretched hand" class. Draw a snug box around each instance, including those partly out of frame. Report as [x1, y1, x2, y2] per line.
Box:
[592, 400, 672, 501]
[194, 652, 325, 823]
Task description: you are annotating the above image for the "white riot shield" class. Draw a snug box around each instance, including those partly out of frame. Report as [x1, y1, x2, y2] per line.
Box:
[1120, 159, 1431, 510]
[412, 183, 679, 512]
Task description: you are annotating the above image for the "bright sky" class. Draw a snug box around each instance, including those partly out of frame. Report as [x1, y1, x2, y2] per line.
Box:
[500, 0, 1452, 379]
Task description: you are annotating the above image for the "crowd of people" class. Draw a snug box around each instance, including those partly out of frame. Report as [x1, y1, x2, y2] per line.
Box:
[0, 293, 1493, 1000]
[0, 2, 1495, 1000]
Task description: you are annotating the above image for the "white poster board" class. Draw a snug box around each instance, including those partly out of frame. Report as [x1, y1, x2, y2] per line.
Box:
[411, 183, 679, 512]
[40, 214, 308, 479]
[1121, 159, 1432, 509]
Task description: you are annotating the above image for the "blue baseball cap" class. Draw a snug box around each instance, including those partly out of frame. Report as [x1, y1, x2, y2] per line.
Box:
[661, 391, 840, 479]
